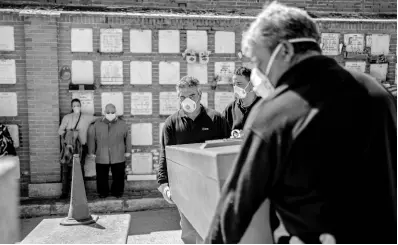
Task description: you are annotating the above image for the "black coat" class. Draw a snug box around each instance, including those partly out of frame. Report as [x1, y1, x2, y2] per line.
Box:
[206, 55, 397, 244]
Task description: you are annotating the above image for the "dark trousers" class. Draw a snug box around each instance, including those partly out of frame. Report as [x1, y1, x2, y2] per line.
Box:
[61, 144, 88, 196]
[96, 162, 125, 196]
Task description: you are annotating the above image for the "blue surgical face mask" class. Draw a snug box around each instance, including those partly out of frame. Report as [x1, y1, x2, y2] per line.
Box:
[251, 38, 319, 98]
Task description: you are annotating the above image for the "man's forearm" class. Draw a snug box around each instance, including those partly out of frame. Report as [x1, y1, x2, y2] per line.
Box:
[157, 155, 169, 185]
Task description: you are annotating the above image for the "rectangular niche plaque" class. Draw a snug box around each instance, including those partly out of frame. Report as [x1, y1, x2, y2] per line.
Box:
[130, 29, 152, 53]
[131, 123, 153, 146]
[100, 29, 123, 53]
[0, 92, 17, 116]
[130, 61, 152, 85]
[0, 59, 16, 84]
[101, 61, 123, 85]
[159, 92, 179, 115]
[71, 28, 93, 52]
[0, 26, 14, 51]
[131, 92, 152, 115]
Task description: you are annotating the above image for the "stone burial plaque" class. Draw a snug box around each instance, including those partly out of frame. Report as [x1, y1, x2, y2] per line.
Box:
[344, 34, 364, 53]
[321, 33, 340, 56]
[71, 60, 94, 84]
[370, 34, 390, 55]
[187, 30, 208, 52]
[5, 124, 19, 148]
[0, 59, 16, 84]
[130, 152, 153, 174]
[71, 28, 93, 52]
[131, 123, 153, 145]
[130, 29, 152, 53]
[159, 61, 180, 84]
[370, 63, 388, 82]
[131, 92, 152, 115]
[100, 28, 123, 53]
[130, 61, 152, 85]
[72, 92, 94, 115]
[187, 63, 208, 84]
[0, 92, 17, 116]
[101, 61, 123, 85]
[101, 92, 124, 115]
[158, 30, 180, 53]
[200, 92, 208, 108]
[215, 31, 235, 53]
[0, 26, 14, 51]
[345, 61, 366, 73]
[159, 92, 179, 115]
[214, 92, 234, 113]
[215, 62, 235, 84]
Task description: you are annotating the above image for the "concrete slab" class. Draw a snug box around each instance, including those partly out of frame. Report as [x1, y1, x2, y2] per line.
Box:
[21, 214, 131, 244]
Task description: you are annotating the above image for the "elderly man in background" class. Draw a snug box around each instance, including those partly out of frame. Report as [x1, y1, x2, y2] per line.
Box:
[206, 1, 396, 244]
[88, 103, 131, 198]
[158, 76, 230, 244]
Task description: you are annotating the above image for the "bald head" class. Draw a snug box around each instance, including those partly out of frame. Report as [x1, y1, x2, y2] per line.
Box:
[105, 103, 116, 114]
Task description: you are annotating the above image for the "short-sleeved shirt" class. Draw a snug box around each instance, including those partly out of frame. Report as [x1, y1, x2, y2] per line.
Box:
[157, 105, 230, 185]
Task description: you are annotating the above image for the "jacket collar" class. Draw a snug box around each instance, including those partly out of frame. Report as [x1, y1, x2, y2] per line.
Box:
[276, 55, 338, 89]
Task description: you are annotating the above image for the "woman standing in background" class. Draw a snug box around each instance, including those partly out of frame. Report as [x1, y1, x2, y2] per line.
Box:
[58, 98, 97, 199]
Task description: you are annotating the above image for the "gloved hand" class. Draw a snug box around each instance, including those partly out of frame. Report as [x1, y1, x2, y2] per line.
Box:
[289, 234, 336, 244]
[158, 183, 174, 204]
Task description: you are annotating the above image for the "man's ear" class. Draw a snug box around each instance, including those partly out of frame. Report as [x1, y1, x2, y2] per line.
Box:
[280, 41, 295, 63]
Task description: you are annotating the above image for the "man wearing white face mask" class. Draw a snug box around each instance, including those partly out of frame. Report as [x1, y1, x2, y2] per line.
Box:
[87, 103, 131, 198]
[223, 67, 261, 138]
[206, 1, 396, 244]
[158, 76, 229, 244]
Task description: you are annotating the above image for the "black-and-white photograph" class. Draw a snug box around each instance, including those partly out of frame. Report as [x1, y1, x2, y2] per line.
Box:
[0, 0, 396, 244]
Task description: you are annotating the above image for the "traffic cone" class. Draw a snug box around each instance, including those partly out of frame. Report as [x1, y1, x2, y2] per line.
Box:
[60, 154, 98, 226]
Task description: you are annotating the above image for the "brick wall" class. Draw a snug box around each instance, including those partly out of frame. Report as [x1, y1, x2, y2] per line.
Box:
[3, 0, 397, 14]
[0, 9, 396, 197]
[24, 14, 61, 184]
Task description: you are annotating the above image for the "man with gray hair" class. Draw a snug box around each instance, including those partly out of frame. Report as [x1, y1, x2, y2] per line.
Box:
[206, 1, 396, 244]
[88, 103, 131, 198]
[158, 76, 229, 243]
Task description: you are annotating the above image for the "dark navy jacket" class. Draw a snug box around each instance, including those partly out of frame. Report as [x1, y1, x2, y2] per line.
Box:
[222, 96, 261, 132]
[206, 56, 397, 244]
